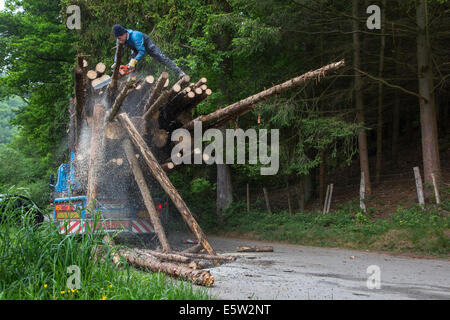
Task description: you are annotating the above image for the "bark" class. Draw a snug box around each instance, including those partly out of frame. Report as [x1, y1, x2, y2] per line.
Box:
[416, 0, 441, 191]
[236, 246, 274, 253]
[108, 43, 124, 99]
[183, 60, 345, 131]
[135, 249, 190, 263]
[119, 249, 214, 286]
[263, 187, 272, 215]
[74, 61, 86, 143]
[177, 252, 237, 262]
[353, 0, 371, 196]
[86, 104, 106, 211]
[182, 244, 203, 254]
[144, 90, 170, 120]
[122, 138, 172, 252]
[107, 77, 136, 122]
[118, 113, 216, 256]
[144, 72, 169, 113]
[217, 161, 233, 219]
[286, 180, 293, 215]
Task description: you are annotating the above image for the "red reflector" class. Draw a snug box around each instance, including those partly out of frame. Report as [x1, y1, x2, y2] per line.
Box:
[158, 204, 162, 210]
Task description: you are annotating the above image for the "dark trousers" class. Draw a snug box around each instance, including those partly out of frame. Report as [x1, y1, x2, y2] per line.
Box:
[144, 38, 183, 75]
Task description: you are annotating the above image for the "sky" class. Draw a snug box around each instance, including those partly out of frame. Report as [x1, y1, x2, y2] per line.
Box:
[0, 0, 4, 11]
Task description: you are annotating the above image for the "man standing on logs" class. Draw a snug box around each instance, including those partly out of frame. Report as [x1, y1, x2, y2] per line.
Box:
[111, 24, 186, 79]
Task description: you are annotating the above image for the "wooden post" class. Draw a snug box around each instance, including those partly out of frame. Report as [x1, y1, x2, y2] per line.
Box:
[326, 183, 334, 213]
[117, 113, 216, 256]
[86, 104, 106, 212]
[323, 184, 330, 214]
[431, 173, 441, 205]
[263, 187, 272, 214]
[360, 172, 367, 213]
[413, 167, 425, 208]
[122, 138, 172, 252]
[246, 183, 250, 212]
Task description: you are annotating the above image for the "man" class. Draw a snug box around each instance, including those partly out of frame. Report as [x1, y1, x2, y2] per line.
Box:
[112, 24, 186, 78]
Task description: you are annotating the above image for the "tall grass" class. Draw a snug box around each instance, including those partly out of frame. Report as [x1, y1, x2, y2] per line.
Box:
[0, 199, 210, 300]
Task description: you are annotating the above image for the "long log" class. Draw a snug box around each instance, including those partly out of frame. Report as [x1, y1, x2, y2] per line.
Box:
[177, 252, 237, 262]
[135, 249, 190, 263]
[108, 43, 124, 99]
[106, 77, 136, 122]
[183, 60, 345, 130]
[117, 113, 216, 256]
[119, 249, 214, 286]
[86, 104, 106, 211]
[122, 138, 172, 252]
[74, 61, 85, 142]
[143, 72, 169, 113]
[236, 246, 274, 252]
[144, 90, 170, 120]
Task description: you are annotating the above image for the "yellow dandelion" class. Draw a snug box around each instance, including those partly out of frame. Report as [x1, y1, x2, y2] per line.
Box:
[100, 296, 107, 300]
[61, 291, 65, 294]
[109, 284, 113, 289]
[44, 284, 48, 288]
[71, 289, 75, 293]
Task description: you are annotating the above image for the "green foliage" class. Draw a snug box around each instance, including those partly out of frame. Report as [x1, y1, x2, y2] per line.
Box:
[0, 96, 22, 144]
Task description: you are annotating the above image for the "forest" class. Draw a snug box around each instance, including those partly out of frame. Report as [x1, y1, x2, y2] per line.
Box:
[0, 0, 449, 253]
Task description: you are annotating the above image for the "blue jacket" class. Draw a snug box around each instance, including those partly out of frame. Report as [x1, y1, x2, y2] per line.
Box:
[115, 29, 147, 62]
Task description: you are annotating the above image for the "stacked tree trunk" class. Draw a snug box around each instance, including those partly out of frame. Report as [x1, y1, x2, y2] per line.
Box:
[72, 54, 345, 286]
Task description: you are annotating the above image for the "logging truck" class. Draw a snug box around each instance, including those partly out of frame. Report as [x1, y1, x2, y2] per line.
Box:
[50, 150, 169, 235]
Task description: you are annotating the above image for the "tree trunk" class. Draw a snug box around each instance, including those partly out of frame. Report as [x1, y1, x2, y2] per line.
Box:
[416, 0, 441, 192]
[319, 150, 326, 203]
[86, 104, 106, 211]
[118, 113, 216, 256]
[353, 0, 371, 196]
[217, 161, 233, 220]
[122, 138, 172, 253]
[236, 246, 274, 253]
[375, 0, 386, 184]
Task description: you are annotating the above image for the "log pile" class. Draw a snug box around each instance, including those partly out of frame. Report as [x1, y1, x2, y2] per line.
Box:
[71, 53, 345, 286]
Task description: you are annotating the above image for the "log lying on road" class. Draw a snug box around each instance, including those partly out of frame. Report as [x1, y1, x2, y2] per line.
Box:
[119, 249, 215, 286]
[136, 249, 190, 263]
[177, 252, 237, 262]
[236, 246, 274, 252]
[183, 60, 345, 130]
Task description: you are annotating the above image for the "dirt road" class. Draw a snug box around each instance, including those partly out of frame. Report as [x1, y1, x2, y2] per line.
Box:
[187, 236, 450, 300]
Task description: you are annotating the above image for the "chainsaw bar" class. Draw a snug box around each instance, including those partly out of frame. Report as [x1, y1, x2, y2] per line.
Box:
[93, 65, 135, 90]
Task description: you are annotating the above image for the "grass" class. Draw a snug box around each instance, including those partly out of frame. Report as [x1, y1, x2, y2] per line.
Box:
[211, 198, 450, 258]
[0, 201, 211, 300]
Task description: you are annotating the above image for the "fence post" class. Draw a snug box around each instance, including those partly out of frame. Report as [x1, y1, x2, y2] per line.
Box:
[431, 173, 441, 205]
[413, 167, 425, 208]
[360, 172, 367, 213]
[263, 187, 272, 215]
[326, 183, 334, 213]
[247, 183, 250, 212]
[323, 184, 330, 214]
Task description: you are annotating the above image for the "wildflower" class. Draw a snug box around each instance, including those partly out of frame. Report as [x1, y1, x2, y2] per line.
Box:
[109, 284, 113, 289]
[61, 291, 65, 294]
[100, 296, 107, 300]
[44, 284, 48, 289]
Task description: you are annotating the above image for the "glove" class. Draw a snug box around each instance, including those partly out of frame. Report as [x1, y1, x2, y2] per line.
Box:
[128, 58, 138, 68]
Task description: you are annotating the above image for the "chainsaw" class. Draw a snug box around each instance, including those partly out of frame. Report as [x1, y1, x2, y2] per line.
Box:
[93, 65, 135, 90]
